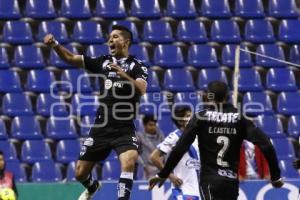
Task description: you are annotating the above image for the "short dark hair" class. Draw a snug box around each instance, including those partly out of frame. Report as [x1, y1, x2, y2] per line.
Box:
[111, 25, 133, 46]
[172, 105, 192, 127]
[207, 81, 229, 103]
[0, 150, 3, 156]
[142, 115, 157, 125]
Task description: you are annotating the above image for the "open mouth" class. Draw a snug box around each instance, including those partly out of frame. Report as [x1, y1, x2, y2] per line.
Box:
[109, 44, 116, 53]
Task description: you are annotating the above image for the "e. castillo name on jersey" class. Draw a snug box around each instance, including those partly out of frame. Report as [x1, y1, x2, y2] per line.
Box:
[83, 55, 148, 124]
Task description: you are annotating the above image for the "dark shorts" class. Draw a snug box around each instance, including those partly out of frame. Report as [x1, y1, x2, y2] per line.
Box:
[79, 117, 138, 162]
[199, 181, 239, 200]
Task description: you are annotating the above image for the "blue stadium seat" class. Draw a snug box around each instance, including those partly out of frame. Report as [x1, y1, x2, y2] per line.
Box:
[56, 140, 80, 164]
[166, 0, 197, 18]
[188, 45, 219, 68]
[21, 140, 52, 164]
[66, 161, 97, 181]
[289, 45, 300, 65]
[146, 70, 160, 92]
[288, 115, 300, 138]
[102, 159, 121, 180]
[279, 159, 299, 178]
[86, 45, 109, 57]
[163, 69, 195, 92]
[238, 69, 263, 92]
[46, 117, 77, 140]
[3, 21, 33, 44]
[60, 0, 91, 19]
[197, 68, 228, 90]
[255, 115, 285, 138]
[278, 19, 300, 43]
[200, 0, 231, 18]
[271, 138, 295, 160]
[49, 44, 78, 68]
[0, 47, 10, 68]
[211, 20, 241, 43]
[173, 92, 201, 110]
[243, 92, 274, 116]
[129, 45, 150, 66]
[0, 0, 21, 19]
[0, 70, 22, 92]
[106, 151, 118, 161]
[110, 21, 139, 43]
[36, 93, 68, 117]
[266, 68, 297, 91]
[153, 45, 184, 68]
[143, 21, 173, 43]
[24, 0, 56, 19]
[158, 114, 177, 136]
[71, 94, 99, 116]
[244, 20, 275, 43]
[0, 119, 8, 139]
[177, 20, 208, 43]
[235, 0, 265, 18]
[255, 44, 286, 67]
[14, 45, 45, 69]
[95, 0, 126, 19]
[11, 116, 43, 140]
[0, 141, 17, 160]
[6, 160, 27, 182]
[26, 70, 57, 93]
[139, 93, 170, 115]
[37, 21, 69, 43]
[80, 115, 95, 137]
[31, 160, 62, 182]
[221, 45, 253, 68]
[268, 0, 299, 18]
[61, 69, 93, 93]
[277, 92, 300, 115]
[131, 0, 161, 19]
[72, 21, 104, 44]
[2, 93, 33, 116]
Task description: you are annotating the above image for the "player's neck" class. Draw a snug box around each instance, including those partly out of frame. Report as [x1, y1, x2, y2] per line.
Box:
[114, 51, 129, 60]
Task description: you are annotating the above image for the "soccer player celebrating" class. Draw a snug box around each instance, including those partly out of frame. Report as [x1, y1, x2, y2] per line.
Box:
[149, 81, 283, 200]
[44, 25, 148, 200]
[150, 106, 200, 200]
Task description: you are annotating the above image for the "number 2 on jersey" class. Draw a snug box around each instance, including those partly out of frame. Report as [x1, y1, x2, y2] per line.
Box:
[216, 136, 230, 167]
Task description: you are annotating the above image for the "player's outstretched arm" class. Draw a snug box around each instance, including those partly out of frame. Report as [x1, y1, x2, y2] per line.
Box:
[244, 119, 283, 188]
[44, 34, 84, 68]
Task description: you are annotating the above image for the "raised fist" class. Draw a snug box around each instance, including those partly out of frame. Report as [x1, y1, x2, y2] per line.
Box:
[44, 34, 57, 47]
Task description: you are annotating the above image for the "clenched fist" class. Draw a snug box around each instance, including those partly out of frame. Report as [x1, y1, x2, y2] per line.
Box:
[44, 34, 58, 47]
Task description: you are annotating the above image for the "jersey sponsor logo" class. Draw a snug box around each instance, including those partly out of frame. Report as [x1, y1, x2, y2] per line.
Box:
[108, 72, 118, 77]
[83, 137, 94, 147]
[113, 82, 124, 88]
[208, 127, 237, 135]
[205, 111, 239, 123]
[105, 79, 113, 89]
[185, 158, 200, 170]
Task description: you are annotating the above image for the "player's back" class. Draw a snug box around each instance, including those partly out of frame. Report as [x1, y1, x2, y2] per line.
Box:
[197, 103, 246, 183]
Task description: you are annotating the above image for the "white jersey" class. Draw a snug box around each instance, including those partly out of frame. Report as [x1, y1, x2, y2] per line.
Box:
[157, 129, 200, 197]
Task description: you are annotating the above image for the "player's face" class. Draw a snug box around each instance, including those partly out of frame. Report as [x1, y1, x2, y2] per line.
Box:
[177, 111, 192, 128]
[108, 30, 129, 58]
[0, 155, 4, 170]
[144, 121, 157, 134]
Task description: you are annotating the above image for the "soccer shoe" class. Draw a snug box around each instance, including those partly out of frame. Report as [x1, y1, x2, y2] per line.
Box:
[78, 181, 102, 200]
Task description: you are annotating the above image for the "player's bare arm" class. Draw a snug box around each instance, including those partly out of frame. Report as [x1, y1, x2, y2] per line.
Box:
[44, 34, 84, 67]
[110, 63, 147, 95]
[150, 149, 183, 187]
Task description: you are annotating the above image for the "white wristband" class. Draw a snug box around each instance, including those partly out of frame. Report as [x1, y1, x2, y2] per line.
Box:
[50, 39, 59, 48]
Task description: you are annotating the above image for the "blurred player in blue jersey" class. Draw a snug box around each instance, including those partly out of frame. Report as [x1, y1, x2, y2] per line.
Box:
[150, 106, 200, 200]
